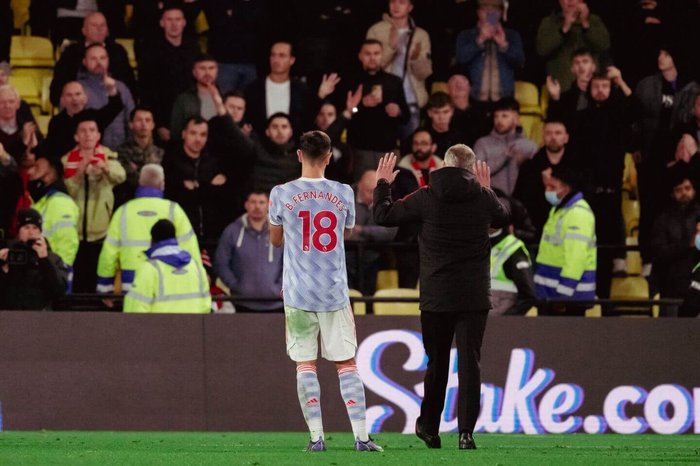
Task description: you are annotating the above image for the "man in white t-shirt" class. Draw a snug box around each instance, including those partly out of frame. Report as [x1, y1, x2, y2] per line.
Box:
[269, 130, 383, 453]
[245, 41, 341, 139]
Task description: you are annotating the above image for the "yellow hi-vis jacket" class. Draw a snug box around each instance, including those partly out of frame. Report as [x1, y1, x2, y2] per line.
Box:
[33, 189, 79, 267]
[96, 189, 199, 293]
[534, 192, 597, 299]
[123, 241, 211, 313]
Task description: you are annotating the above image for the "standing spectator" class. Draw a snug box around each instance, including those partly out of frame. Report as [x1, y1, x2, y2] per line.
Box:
[169, 53, 222, 141]
[214, 191, 283, 313]
[62, 112, 126, 293]
[546, 48, 597, 124]
[346, 170, 397, 296]
[455, 0, 525, 105]
[245, 41, 334, 138]
[446, 71, 492, 144]
[164, 116, 228, 241]
[425, 92, 472, 159]
[534, 165, 596, 316]
[574, 70, 633, 298]
[252, 113, 299, 193]
[37, 81, 123, 162]
[206, 90, 256, 218]
[489, 226, 536, 316]
[536, 0, 611, 92]
[367, 0, 433, 142]
[634, 46, 696, 271]
[137, 4, 200, 144]
[42, 0, 127, 46]
[79, 44, 135, 150]
[97, 164, 199, 295]
[514, 119, 579, 238]
[115, 107, 165, 205]
[49, 12, 136, 107]
[473, 97, 538, 196]
[130, 0, 201, 58]
[346, 39, 410, 180]
[26, 156, 79, 283]
[373, 150, 509, 450]
[650, 174, 700, 317]
[679, 221, 700, 317]
[123, 219, 211, 314]
[0, 208, 68, 310]
[203, 0, 267, 93]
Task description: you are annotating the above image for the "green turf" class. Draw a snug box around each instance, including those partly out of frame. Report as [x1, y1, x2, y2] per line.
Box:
[0, 431, 698, 465]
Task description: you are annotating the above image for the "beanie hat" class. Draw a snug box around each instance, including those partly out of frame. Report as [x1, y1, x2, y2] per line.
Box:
[17, 208, 43, 231]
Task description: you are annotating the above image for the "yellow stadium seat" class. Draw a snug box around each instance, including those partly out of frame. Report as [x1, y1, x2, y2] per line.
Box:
[651, 293, 660, 318]
[519, 114, 544, 147]
[12, 0, 30, 30]
[540, 84, 550, 117]
[114, 38, 137, 69]
[585, 305, 602, 317]
[348, 289, 366, 315]
[10, 35, 54, 68]
[35, 114, 50, 136]
[515, 81, 542, 116]
[376, 269, 399, 291]
[611, 276, 652, 316]
[431, 81, 448, 95]
[524, 306, 537, 317]
[8, 74, 41, 108]
[622, 153, 638, 195]
[625, 236, 642, 276]
[373, 288, 420, 315]
[622, 191, 640, 237]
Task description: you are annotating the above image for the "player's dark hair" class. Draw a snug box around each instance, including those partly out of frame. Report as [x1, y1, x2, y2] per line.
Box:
[299, 131, 331, 160]
[129, 105, 154, 121]
[426, 91, 453, 110]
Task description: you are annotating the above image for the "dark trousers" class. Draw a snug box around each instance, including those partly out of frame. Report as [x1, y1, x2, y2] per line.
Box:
[419, 309, 489, 435]
[73, 240, 103, 293]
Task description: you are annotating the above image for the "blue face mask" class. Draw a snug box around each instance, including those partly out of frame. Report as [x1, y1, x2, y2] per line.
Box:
[545, 190, 560, 206]
[695, 235, 700, 251]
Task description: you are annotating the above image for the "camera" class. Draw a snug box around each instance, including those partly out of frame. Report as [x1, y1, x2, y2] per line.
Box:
[6, 239, 38, 266]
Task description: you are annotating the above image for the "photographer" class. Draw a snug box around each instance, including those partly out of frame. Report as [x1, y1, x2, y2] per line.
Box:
[0, 209, 68, 310]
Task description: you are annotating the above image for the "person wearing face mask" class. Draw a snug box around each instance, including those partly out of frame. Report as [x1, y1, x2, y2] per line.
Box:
[679, 222, 700, 318]
[534, 165, 596, 316]
[650, 173, 700, 317]
[27, 155, 79, 287]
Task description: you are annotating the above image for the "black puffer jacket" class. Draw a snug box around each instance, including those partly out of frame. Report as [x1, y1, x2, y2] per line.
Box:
[373, 167, 509, 312]
[0, 240, 67, 310]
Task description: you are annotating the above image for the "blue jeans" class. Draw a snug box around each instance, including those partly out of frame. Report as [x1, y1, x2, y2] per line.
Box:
[216, 63, 258, 93]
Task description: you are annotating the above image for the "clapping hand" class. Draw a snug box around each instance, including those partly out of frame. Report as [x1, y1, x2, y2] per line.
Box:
[376, 152, 399, 184]
[545, 75, 561, 101]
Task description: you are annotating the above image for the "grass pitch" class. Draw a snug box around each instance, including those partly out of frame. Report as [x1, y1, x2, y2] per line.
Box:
[0, 431, 697, 465]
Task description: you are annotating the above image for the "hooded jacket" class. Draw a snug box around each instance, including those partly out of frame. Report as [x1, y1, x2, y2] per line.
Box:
[214, 214, 283, 311]
[373, 166, 509, 312]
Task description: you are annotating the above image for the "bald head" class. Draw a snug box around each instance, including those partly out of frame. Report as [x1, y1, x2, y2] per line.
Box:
[82, 12, 109, 43]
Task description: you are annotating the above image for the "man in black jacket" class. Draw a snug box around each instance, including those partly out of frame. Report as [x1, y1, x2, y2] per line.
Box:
[373, 146, 509, 450]
[0, 208, 68, 310]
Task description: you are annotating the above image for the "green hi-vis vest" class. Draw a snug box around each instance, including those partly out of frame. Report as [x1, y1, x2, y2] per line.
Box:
[490, 234, 530, 293]
[33, 191, 80, 266]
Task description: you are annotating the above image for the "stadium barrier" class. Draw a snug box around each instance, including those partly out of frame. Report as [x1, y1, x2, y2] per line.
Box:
[0, 312, 697, 434]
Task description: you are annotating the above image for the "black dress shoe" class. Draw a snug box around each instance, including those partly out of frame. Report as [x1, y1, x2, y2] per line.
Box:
[415, 419, 441, 448]
[459, 432, 476, 450]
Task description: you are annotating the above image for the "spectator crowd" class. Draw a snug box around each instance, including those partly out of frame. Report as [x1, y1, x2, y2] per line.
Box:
[1, 0, 700, 317]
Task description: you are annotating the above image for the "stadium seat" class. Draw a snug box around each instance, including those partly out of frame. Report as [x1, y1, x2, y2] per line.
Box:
[10, 35, 55, 68]
[610, 276, 652, 316]
[524, 306, 537, 317]
[115, 38, 137, 69]
[35, 114, 50, 136]
[373, 288, 420, 315]
[540, 84, 550, 117]
[625, 236, 642, 276]
[621, 153, 638, 196]
[519, 114, 544, 147]
[431, 81, 448, 95]
[9, 74, 41, 109]
[375, 269, 399, 291]
[348, 289, 366, 315]
[514, 81, 542, 117]
[622, 191, 640, 237]
[13, 0, 30, 30]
